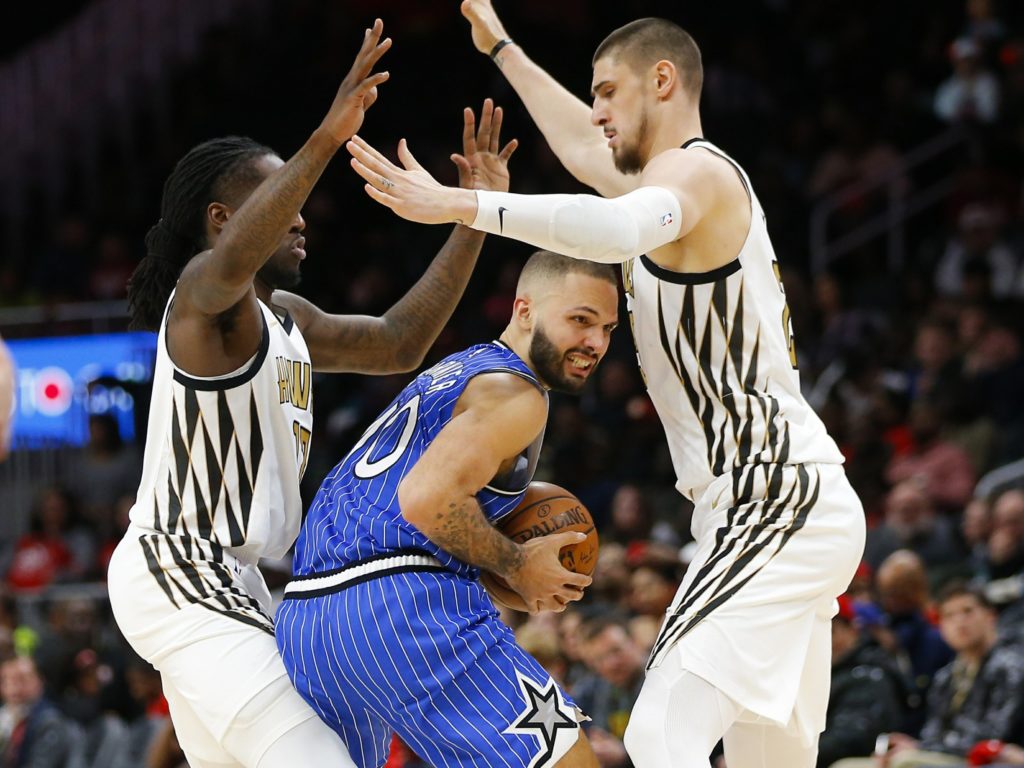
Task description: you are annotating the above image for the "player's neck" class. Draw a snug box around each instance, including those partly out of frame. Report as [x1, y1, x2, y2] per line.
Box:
[254, 277, 274, 306]
[649, 108, 703, 160]
[497, 329, 546, 388]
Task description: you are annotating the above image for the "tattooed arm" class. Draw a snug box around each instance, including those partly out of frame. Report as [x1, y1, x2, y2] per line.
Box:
[277, 100, 517, 374]
[398, 373, 590, 613]
[178, 20, 390, 317]
[274, 225, 483, 373]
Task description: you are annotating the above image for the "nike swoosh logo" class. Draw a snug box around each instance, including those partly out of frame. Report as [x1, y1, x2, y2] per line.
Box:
[498, 206, 508, 233]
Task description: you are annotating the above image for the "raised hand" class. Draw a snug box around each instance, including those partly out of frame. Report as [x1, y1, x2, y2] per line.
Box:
[502, 531, 592, 614]
[321, 19, 392, 145]
[461, 0, 511, 56]
[451, 99, 518, 192]
[347, 135, 477, 225]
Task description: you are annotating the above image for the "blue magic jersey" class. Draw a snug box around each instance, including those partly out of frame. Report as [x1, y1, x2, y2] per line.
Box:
[293, 342, 545, 580]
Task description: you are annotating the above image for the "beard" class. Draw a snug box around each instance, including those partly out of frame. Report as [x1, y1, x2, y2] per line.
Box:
[529, 323, 592, 394]
[256, 250, 302, 290]
[611, 109, 649, 175]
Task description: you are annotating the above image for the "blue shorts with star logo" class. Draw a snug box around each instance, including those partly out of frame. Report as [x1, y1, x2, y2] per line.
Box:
[276, 564, 584, 768]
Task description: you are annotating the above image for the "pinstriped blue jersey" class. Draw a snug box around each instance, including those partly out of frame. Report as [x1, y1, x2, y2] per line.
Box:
[293, 342, 546, 580]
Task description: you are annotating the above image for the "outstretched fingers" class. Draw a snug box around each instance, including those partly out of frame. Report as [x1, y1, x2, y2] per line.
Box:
[476, 98, 495, 153]
[357, 19, 389, 69]
[362, 181, 399, 205]
[348, 150, 396, 191]
[396, 138, 424, 172]
[462, 107, 478, 157]
[347, 135, 399, 173]
[489, 105, 503, 154]
[498, 138, 519, 163]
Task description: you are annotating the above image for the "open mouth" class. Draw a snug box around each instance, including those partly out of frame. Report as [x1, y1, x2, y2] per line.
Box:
[566, 352, 596, 374]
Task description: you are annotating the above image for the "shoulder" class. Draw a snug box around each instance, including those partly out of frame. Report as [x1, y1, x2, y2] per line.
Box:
[642, 147, 732, 182]
[986, 645, 1024, 676]
[270, 290, 319, 329]
[461, 371, 545, 413]
[640, 146, 741, 204]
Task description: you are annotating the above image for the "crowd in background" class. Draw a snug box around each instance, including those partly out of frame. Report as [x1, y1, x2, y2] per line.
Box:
[0, 0, 1023, 766]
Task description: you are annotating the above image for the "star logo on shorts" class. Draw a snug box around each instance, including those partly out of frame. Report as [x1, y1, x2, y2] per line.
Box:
[506, 673, 578, 767]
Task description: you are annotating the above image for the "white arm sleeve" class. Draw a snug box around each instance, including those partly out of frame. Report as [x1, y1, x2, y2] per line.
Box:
[471, 186, 682, 264]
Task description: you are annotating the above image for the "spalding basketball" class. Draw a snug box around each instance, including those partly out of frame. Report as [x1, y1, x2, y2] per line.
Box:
[480, 481, 599, 611]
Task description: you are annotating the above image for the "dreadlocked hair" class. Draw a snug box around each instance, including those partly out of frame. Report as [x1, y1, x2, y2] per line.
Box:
[127, 136, 276, 330]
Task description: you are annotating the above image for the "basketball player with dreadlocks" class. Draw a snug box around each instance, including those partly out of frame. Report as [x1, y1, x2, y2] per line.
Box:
[343, 4, 868, 767]
[107, 19, 517, 768]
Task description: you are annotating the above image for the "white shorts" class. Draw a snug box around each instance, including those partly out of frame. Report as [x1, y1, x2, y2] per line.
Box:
[648, 462, 866, 744]
[107, 527, 321, 766]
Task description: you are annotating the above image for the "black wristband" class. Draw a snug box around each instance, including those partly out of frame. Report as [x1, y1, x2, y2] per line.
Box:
[489, 38, 513, 61]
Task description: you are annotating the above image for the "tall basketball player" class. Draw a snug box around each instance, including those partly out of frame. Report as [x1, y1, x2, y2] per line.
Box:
[276, 250, 616, 768]
[341, 5, 868, 767]
[107, 19, 517, 768]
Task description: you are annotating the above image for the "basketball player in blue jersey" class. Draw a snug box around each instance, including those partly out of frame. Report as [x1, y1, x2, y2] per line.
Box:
[276, 250, 618, 768]
[343, 4, 868, 768]
[107, 19, 518, 768]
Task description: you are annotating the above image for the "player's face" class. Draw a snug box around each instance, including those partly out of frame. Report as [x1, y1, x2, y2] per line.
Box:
[528, 273, 618, 394]
[591, 56, 652, 175]
[244, 155, 307, 290]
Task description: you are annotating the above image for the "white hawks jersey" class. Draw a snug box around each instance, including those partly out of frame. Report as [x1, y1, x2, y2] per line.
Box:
[128, 292, 314, 566]
[623, 139, 843, 501]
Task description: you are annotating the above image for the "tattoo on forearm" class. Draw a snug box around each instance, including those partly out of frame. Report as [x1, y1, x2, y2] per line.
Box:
[430, 497, 524, 576]
[222, 136, 334, 276]
[381, 226, 485, 363]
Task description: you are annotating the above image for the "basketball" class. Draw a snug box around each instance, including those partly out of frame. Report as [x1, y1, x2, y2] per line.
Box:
[480, 481, 599, 611]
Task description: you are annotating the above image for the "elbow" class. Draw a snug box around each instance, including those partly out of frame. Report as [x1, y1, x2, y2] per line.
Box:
[398, 481, 433, 532]
[392, 349, 426, 375]
[388, 342, 428, 375]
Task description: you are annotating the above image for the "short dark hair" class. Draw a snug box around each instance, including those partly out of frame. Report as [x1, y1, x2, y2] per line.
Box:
[126, 136, 276, 330]
[518, 250, 618, 291]
[937, 581, 993, 611]
[580, 612, 632, 644]
[593, 18, 703, 98]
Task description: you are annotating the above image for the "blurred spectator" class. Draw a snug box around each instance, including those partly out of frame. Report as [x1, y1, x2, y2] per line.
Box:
[516, 619, 570, 688]
[0, 655, 74, 768]
[817, 596, 908, 767]
[962, 498, 994, 577]
[626, 564, 680, 620]
[836, 583, 1024, 768]
[573, 615, 646, 768]
[557, 607, 590, 692]
[103, 654, 169, 768]
[963, 322, 1024, 464]
[864, 483, 964, 570]
[934, 37, 1001, 124]
[979, 489, 1024, 585]
[605, 485, 680, 550]
[908, 319, 964, 406]
[33, 599, 104, 700]
[962, 0, 1007, 53]
[886, 402, 976, 511]
[873, 550, 954, 731]
[6, 489, 95, 593]
[65, 415, 142, 529]
[147, 719, 187, 768]
[934, 203, 1020, 299]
